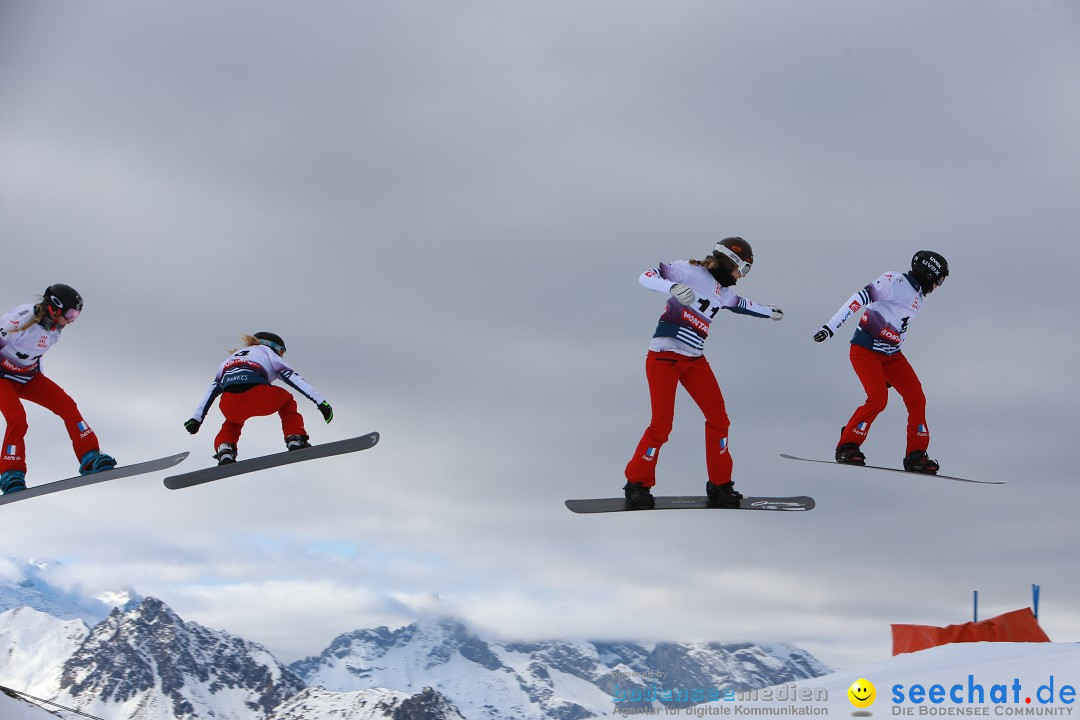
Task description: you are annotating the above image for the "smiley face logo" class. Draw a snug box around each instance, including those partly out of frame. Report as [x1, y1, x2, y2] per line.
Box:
[848, 678, 876, 709]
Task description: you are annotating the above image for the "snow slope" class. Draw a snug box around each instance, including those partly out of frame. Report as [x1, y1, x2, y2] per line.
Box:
[0, 689, 67, 719]
[269, 687, 466, 720]
[0, 607, 89, 698]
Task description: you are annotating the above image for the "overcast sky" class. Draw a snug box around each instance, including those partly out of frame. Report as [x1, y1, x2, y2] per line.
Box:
[1, 0, 1078, 671]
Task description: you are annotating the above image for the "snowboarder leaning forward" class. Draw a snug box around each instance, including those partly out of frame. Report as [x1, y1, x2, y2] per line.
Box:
[185, 332, 333, 466]
[624, 238, 783, 509]
[813, 251, 949, 474]
[0, 284, 116, 494]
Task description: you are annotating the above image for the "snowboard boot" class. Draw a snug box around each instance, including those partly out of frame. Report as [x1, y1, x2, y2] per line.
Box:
[706, 480, 743, 508]
[79, 450, 117, 475]
[1, 470, 26, 495]
[286, 434, 311, 451]
[214, 443, 238, 466]
[623, 482, 655, 510]
[835, 443, 866, 466]
[903, 450, 939, 475]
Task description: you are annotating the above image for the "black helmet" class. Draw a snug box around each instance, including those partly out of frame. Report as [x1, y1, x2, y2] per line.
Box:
[910, 251, 949, 294]
[253, 331, 286, 353]
[42, 284, 83, 323]
[709, 237, 753, 285]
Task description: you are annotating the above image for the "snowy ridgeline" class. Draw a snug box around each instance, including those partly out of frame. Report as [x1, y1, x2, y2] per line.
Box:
[0, 590, 830, 720]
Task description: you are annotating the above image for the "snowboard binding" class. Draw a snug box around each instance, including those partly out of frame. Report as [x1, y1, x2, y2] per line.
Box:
[286, 435, 311, 451]
[705, 480, 743, 508]
[79, 450, 117, 476]
[903, 450, 940, 475]
[1, 470, 27, 495]
[214, 443, 238, 466]
[623, 482, 655, 510]
[835, 443, 866, 466]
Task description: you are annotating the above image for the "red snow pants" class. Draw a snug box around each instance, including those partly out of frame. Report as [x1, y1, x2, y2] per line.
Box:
[839, 344, 929, 454]
[625, 351, 732, 488]
[0, 375, 100, 474]
[214, 385, 307, 448]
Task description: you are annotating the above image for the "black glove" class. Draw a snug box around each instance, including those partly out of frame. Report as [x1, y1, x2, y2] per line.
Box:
[184, 418, 201, 435]
[813, 325, 834, 343]
[318, 401, 333, 424]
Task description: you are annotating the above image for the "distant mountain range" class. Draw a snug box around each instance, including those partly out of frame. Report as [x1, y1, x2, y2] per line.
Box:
[0, 560, 830, 719]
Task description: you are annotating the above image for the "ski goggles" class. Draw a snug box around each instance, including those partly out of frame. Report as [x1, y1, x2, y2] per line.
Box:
[46, 305, 80, 322]
[256, 338, 286, 353]
[713, 243, 752, 276]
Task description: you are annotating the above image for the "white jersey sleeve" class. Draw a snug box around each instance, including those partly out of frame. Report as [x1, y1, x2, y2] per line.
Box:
[640, 266, 679, 294]
[823, 287, 874, 335]
[190, 381, 224, 423]
[267, 353, 326, 406]
[718, 289, 773, 319]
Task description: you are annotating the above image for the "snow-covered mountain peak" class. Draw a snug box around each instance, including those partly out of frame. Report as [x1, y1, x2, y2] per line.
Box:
[94, 587, 143, 611]
[53, 596, 306, 720]
[0, 557, 112, 626]
[290, 616, 832, 720]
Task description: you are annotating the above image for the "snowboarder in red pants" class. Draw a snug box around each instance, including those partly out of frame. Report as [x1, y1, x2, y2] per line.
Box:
[813, 251, 949, 473]
[0, 284, 116, 494]
[185, 332, 333, 465]
[624, 238, 783, 509]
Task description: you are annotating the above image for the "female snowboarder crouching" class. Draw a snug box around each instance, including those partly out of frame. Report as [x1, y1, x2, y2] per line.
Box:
[0, 284, 116, 494]
[813, 250, 949, 473]
[624, 237, 783, 510]
[184, 332, 333, 465]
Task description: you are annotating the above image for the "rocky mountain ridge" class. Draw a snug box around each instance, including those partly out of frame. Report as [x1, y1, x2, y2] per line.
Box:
[0, 565, 830, 719]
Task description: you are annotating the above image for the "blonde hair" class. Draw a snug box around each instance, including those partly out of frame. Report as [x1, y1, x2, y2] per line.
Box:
[19, 301, 48, 332]
[228, 334, 263, 355]
[689, 256, 720, 271]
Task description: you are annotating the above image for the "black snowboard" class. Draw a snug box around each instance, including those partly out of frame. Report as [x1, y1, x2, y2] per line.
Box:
[164, 432, 380, 490]
[0, 452, 190, 507]
[779, 454, 1002, 485]
[565, 495, 815, 514]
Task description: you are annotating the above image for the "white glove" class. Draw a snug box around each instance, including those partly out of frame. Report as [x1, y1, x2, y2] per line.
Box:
[669, 283, 697, 306]
[813, 325, 834, 343]
[769, 305, 784, 321]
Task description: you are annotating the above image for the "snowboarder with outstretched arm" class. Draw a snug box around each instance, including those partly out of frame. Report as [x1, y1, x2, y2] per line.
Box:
[813, 251, 949, 473]
[0, 284, 116, 494]
[624, 237, 783, 509]
[184, 332, 333, 466]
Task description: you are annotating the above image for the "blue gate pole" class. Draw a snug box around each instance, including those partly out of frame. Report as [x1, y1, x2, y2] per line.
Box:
[973, 590, 978, 623]
[1033, 584, 1040, 620]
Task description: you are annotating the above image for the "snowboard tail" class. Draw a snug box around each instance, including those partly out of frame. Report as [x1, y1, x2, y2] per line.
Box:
[0, 452, 190, 507]
[164, 432, 380, 490]
[779, 454, 1001, 485]
[565, 495, 815, 514]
